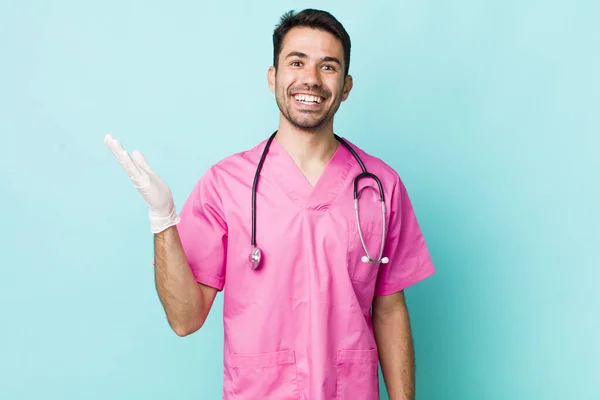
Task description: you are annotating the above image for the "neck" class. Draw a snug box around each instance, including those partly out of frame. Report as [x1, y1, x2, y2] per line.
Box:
[274, 116, 339, 167]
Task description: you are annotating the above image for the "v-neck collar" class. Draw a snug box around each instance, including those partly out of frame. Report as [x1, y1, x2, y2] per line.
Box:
[267, 136, 355, 210]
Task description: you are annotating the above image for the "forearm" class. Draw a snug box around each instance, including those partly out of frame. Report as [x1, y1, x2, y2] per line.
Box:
[373, 298, 415, 400]
[153, 225, 205, 336]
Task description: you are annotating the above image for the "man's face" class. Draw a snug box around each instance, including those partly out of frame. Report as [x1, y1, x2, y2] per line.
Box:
[268, 27, 353, 131]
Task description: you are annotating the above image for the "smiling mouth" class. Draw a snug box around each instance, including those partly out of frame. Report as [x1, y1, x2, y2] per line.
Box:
[293, 93, 325, 105]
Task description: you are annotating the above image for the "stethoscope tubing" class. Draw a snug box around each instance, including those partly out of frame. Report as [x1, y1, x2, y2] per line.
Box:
[249, 131, 388, 269]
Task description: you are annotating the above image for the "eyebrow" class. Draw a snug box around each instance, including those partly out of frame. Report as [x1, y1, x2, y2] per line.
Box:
[285, 51, 342, 66]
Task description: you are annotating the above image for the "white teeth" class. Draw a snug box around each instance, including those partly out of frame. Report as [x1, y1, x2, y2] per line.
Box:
[294, 94, 321, 104]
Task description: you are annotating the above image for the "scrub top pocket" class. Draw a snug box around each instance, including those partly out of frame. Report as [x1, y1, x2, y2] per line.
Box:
[335, 348, 380, 400]
[347, 218, 384, 283]
[229, 349, 301, 400]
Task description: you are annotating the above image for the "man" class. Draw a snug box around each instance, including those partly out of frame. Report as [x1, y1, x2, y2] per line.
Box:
[105, 9, 435, 400]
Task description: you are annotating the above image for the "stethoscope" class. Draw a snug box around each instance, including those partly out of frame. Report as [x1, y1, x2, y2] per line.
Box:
[249, 131, 389, 270]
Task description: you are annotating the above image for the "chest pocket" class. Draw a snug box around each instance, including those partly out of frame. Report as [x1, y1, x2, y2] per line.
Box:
[346, 211, 385, 284]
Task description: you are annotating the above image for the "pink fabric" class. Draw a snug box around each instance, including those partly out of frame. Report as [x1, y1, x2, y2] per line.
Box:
[176, 137, 435, 399]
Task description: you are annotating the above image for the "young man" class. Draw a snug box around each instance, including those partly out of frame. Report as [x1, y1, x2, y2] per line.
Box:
[105, 9, 435, 400]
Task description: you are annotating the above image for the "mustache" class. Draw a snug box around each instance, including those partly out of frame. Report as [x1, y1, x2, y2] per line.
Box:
[288, 85, 330, 98]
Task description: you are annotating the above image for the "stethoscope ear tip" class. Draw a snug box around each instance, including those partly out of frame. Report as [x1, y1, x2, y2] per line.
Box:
[361, 255, 389, 264]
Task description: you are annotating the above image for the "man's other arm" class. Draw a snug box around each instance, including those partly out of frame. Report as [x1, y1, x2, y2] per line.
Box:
[373, 290, 415, 400]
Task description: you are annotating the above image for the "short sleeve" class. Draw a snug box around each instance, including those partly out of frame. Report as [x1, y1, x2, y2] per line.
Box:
[176, 167, 228, 291]
[374, 176, 435, 296]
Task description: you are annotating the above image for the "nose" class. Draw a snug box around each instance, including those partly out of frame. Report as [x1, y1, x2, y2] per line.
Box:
[301, 65, 322, 88]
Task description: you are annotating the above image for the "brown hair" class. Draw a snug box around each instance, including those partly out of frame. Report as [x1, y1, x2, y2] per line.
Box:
[273, 9, 352, 76]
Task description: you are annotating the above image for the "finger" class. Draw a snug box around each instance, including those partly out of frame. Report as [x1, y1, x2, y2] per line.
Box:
[132, 150, 156, 176]
[104, 134, 129, 159]
[104, 134, 143, 181]
[104, 133, 123, 157]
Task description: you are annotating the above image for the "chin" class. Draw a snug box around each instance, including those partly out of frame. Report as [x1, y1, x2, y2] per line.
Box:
[291, 116, 331, 131]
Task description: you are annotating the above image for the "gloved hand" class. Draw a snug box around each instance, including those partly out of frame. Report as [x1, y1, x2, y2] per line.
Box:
[104, 134, 180, 233]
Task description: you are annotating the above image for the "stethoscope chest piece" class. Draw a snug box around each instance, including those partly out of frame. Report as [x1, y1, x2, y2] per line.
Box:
[249, 246, 261, 270]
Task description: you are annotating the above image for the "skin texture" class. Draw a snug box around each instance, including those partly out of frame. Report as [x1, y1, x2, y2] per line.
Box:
[269, 27, 351, 132]
[267, 27, 353, 186]
[373, 290, 416, 400]
[154, 226, 217, 336]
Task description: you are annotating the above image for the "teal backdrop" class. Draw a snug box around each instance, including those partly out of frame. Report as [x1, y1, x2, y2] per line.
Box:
[1, 0, 598, 399]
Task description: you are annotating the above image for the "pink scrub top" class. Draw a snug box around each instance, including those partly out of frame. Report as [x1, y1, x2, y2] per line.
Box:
[177, 137, 435, 400]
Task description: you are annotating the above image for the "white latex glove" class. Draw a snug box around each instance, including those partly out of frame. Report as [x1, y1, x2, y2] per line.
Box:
[104, 134, 180, 234]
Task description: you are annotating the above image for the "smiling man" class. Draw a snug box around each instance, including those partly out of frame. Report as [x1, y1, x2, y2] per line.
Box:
[105, 8, 435, 400]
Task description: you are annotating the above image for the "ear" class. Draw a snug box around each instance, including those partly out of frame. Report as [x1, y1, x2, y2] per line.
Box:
[341, 74, 353, 101]
[267, 66, 276, 93]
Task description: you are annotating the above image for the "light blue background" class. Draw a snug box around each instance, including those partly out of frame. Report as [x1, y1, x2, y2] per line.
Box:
[1, 0, 598, 399]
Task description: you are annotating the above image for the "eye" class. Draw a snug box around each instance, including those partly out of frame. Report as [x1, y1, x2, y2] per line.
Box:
[322, 65, 336, 71]
[290, 60, 302, 67]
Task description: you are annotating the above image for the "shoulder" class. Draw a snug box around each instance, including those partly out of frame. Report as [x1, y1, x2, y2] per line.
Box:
[340, 138, 418, 217]
[340, 137, 405, 190]
[192, 138, 268, 188]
